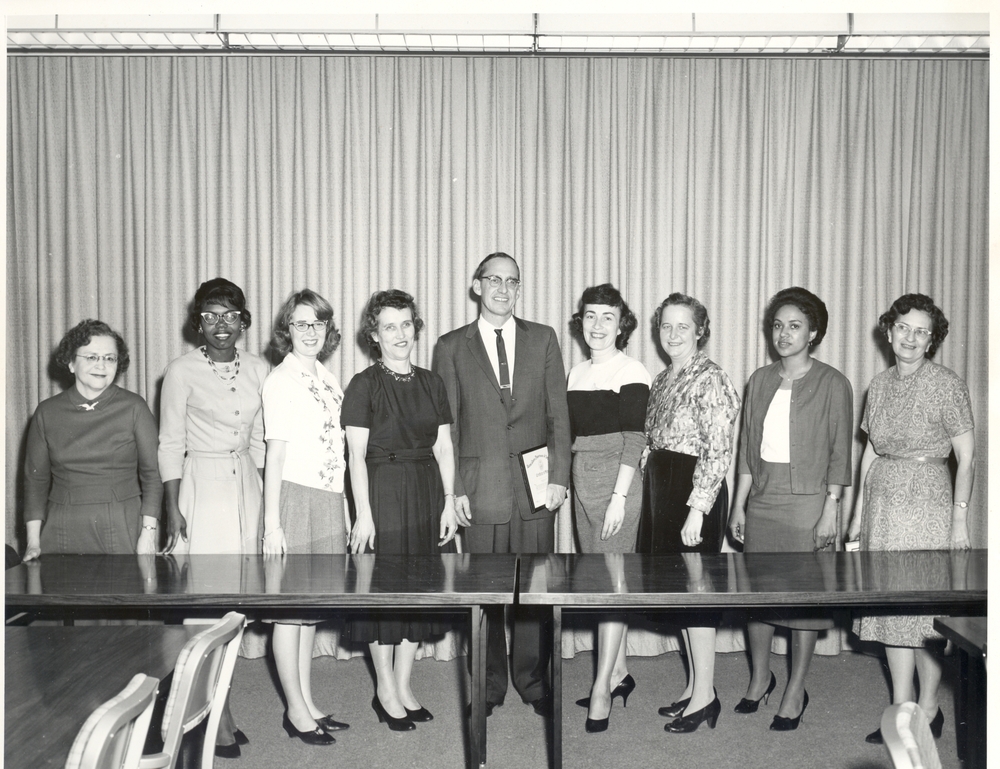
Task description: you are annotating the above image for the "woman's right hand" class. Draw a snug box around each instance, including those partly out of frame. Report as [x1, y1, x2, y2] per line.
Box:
[161, 505, 188, 554]
[22, 545, 41, 562]
[262, 527, 287, 556]
[728, 504, 746, 544]
[600, 495, 626, 541]
[349, 515, 376, 554]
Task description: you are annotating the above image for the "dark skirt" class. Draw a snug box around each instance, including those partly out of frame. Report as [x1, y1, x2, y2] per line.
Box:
[636, 449, 728, 555]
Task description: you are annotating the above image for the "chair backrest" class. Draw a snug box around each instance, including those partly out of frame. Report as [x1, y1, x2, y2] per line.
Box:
[139, 612, 246, 769]
[65, 673, 159, 769]
[881, 702, 943, 769]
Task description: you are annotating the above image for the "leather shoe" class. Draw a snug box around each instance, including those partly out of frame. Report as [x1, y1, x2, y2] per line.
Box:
[282, 714, 336, 745]
[529, 694, 552, 718]
[214, 743, 241, 759]
[316, 715, 350, 732]
[233, 728, 250, 746]
[405, 706, 434, 722]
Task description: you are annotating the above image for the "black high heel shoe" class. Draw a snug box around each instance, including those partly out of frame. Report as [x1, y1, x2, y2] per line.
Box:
[658, 697, 691, 719]
[734, 671, 777, 714]
[372, 696, 416, 731]
[575, 674, 636, 709]
[770, 691, 809, 731]
[316, 715, 350, 732]
[233, 728, 250, 746]
[404, 706, 434, 722]
[664, 695, 721, 733]
[282, 714, 336, 745]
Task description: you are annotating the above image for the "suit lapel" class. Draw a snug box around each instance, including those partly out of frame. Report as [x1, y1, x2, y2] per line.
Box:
[465, 322, 502, 394]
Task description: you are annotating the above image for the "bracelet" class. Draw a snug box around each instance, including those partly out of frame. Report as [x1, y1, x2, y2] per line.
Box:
[444, 493, 456, 498]
[612, 491, 627, 500]
[141, 524, 157, 532]
[825, 491, 841, 503]
[953, 501, 969, 509]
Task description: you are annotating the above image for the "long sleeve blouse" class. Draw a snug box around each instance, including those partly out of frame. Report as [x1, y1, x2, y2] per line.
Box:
[644, 351, 741, 512]
[737, 359, 853, 492]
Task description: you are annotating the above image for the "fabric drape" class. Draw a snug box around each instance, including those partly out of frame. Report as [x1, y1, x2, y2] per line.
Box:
[7, 55, 988, 562]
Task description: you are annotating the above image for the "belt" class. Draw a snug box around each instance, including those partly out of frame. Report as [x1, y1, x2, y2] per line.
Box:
[186, 449, 254, 545]
[882, 454, 948, 465]
[367, 449, 434, 464]
[49, 476, 140, 504]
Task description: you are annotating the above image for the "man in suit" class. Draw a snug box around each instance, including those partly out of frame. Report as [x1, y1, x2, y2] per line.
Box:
[433, 251, 571, 715]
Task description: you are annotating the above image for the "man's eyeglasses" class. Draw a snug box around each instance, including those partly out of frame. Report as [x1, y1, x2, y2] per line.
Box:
[893, 322, 931, 341]
[76, 354, 119, 365]
[480, 275, 521, 290]
[200, 311, 241, 326]
[289, 320, 329, 333]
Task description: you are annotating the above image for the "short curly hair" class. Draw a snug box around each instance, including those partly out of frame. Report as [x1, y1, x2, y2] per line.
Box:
[271, 289, 341, 361]
[877, 293, 949, 358]
[189, 277, 252, 334]
[570, 284, 638, 350]
[652, 293, 711, 349]
[764, 287, 828, 348]
[55, 319, 131, 377]
[359, 289, 425, 358]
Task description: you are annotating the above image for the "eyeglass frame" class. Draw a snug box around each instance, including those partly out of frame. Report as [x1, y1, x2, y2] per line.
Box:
[75, 353, 119, 365]
[199, 310, 242, 326]
[289, 320, 329, 333]
[892, 321, 932, 341]
[478, 275, 521, 291]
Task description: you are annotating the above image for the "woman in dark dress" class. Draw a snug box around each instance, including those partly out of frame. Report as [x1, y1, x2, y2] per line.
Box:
[728, 287, 853, 732]
[344, 290, 459, 731]
[639, 294, 741, 734]
[24, 319, 161, 560]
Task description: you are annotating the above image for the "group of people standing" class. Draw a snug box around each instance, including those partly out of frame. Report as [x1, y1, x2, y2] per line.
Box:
[21, 251, 975, 754]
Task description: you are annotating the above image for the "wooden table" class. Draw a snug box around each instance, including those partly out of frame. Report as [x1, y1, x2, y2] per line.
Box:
[5, 552, 517, 769]
[518, 550, 988, 769]
[934, 615, 987, 769]
[4, 625, 201, 769]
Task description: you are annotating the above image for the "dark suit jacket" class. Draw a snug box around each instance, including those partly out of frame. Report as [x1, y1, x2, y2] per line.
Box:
[432, 317, 571, 526]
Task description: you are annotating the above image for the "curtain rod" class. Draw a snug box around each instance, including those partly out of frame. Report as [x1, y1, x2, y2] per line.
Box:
[5, 50, 987, 60]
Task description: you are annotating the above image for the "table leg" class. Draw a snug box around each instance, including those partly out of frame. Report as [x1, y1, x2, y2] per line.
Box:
[959, 649, 986, 769]
[470, 605, 487, 768]
[552, 605, 562, 769]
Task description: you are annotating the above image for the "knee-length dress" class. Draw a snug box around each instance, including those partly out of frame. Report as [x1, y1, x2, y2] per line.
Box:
[567, 351, 650, 553]
[342, 363, 457, 644]
[637, 351, 740, 555]
[24, 385, 162, 554]
[854, 362, 974, 647]
[158, 348, 269, 555]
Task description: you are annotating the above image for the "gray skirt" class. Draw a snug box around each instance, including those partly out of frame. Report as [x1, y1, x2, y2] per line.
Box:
[572, 433, 642, 553]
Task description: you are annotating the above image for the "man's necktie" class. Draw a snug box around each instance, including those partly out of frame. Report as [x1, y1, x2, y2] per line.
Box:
[495, 328, 511, 390]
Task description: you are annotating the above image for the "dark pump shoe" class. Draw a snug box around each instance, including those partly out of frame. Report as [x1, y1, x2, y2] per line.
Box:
[658, 698, 690, 719]
[316, 715, 350, 732]
[214, 743, 241, 759]
[372, 696, 416, 731]
[664, 696, 722, 733]
[734, 671, 777, 714]
[233, 729, 250, 746]
[404, 706, 434, 722]
[770, 691, 809, 732]
[576, 674, 637, 710]
[281, 714, 336, 745]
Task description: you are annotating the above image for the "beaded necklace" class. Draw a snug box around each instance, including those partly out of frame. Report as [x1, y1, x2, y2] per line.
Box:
[201, 346, 240, 384]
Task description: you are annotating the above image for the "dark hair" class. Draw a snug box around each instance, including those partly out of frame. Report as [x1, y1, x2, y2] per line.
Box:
[189, 277, 252, 333]
[55, 319, 131, 377]
[764, 287, 828, 348]
[472, 252, 520, 282]
[877, 293, 949, 357]
[570, 283, 638, 350]
[652, 293, 711, 348]
[360, 289, 425, 358]
[271, 289, 342, 361]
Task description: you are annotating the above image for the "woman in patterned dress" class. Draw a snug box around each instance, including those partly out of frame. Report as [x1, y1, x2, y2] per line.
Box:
[848, 294, 974, 745]
[158, 278, 269, 756]
[639, 293, 741, 734]
[261, 289, 350, 746]
[343, 289, 459, 731]
[728, 287, 853, 732]
[566, 284, 651, 733]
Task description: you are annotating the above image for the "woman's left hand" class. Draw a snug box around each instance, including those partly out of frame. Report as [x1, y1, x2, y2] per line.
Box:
[136, 527, 157, 555]
[950, 520, 971, 550]
[439, 498, 459, 546]
[600, 495, 627, 541]
[680, 508, 704, 548]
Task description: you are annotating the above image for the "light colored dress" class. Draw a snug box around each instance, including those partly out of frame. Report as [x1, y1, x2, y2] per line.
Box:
[158, 348, 269, 555]
[854, 362, 974, 646]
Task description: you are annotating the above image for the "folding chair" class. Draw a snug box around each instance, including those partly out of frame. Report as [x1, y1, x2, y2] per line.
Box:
[65, 673, 160, 769]
[881, 702, 943, 769]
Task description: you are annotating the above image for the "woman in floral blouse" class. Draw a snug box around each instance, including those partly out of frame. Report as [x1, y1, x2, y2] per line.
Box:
[261, 289, 349, 746]
[728, 287, 853, 732]
[639, 293, 740, 734]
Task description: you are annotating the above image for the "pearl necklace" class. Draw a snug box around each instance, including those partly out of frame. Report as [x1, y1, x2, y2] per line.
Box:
[202, 346, 240, 384]
[378, 358, 414, 382]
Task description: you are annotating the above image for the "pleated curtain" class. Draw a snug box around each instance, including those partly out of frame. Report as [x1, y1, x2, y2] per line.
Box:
[7, 53, 988, 656]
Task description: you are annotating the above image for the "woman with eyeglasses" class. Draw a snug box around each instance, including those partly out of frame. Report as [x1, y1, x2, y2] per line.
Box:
[157, 278, 271, 757]
[23, 319, 161, 560]
[261, 289, 349, 746]
[847, 294, 974, 745]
